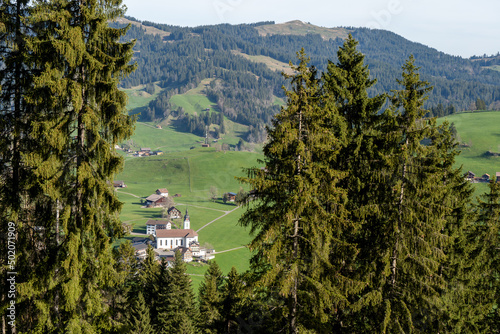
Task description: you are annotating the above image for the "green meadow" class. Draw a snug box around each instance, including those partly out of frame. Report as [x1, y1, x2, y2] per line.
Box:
[438, 111, 500, 176]
[122, 83, 162, 115]
[438, 110, 500, 197]
[115, 145, 263, 280]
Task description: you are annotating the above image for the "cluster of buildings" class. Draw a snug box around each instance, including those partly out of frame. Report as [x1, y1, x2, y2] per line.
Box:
[126, 147, 164, 157]
[131, 186, 215, 264]
[464, 171, 500, 183]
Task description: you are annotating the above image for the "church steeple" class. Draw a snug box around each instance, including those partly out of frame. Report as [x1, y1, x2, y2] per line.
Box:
[183, 208, 190, 229]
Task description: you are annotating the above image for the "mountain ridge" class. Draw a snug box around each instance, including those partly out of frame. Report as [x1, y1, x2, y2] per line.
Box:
[112, 17, 500, 142]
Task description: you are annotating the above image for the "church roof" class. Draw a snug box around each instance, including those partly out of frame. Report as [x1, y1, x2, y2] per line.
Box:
[156, 229, 198, 238]
[146, 219, 170, 226]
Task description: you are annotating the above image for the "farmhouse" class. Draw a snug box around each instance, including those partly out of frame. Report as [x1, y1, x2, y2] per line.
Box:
[464, 171, 475, 181]
[156, 188, 169, 197]
[156, 248, 193, 263]
[113, 180, 126, 188]
[146, 219, 171, 236]
[189, 241, 215, 260]
[167, 206, 182, 219]
[131, 242, 149, 260]
[145, 194, 168, 207]
[226, 192, 236, 202]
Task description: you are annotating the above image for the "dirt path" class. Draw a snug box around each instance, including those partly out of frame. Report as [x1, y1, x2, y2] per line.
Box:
[196, 206, 241, 232]
[214, 246, 246, 254]
[115, 190, 142, 198]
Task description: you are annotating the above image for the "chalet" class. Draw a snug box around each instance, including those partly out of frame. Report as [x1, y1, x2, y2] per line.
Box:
[153, 150, 164, 156]
[188, 241, 214, 260]
[145, 194, 168, 207]
[227, 192, 237, 202]
[155, 249, 175, 264]
[131, 242, 149, 260]
[167, 206, 182, 219]
[176, 247, 193, 262]
[156, 210, 198, 250]
[146, 219, 171, 236]
[155, 188, 169, 197]
[155, 247, 193, 263]
[464, 171, 475, 181]
[480, 174, 491, 182]
[113, 180, 126, 188]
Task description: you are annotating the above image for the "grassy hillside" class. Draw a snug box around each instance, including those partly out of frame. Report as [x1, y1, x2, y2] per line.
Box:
[159, 79, 256, 150]
[232, 50, 295, 76]
[485, 65, 500, 72]
[120, 122, 200, 153]
[438, 110, 500, 195]
[122, 83, 162, 115]
[114, 17, 171, 38]
[169, 79, 216, 115]
[255, 20, 350, 40]
[122, 79, 258, 152]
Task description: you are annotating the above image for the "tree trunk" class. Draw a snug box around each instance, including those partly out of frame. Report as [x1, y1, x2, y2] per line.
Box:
[391, 139, 408, 293]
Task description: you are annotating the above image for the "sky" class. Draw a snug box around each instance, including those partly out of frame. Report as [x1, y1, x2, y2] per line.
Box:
[121, 0, 499, 58]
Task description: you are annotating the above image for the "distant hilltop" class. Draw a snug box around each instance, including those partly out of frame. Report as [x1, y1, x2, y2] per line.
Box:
[255, 20, 351, 40]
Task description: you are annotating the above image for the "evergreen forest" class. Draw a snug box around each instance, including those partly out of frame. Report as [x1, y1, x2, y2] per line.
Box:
[1, 1, 500, 333]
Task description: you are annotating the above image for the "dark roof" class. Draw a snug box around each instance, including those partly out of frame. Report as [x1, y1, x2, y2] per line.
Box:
[228, 192, 237, 196]
[132, 243, 148, 252]
[156, 229, 198, 238]
[146, 219, 170, 226]
[168, 207, 181, 213]
[145, 194, 163, 202]
[132, 237, 148, 243]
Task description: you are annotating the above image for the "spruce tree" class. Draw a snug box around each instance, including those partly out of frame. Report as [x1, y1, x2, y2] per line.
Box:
[198, 260, 225, 333]
[0, 1, 67, 331]
[239, 49, 359, 333]
[374, 56, 454, 333]
[460, 181, 500, 332]
[110, 240, 139, 328]
[0, 0, 135, 331]
[125, 291, 154, 334]
[156, 251, 197, 333]
[321, 37, 392, 330]
[220, 267, 245, 333]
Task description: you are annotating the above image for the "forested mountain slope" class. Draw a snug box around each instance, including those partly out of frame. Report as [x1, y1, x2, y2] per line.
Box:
[112, 17, 500, 141]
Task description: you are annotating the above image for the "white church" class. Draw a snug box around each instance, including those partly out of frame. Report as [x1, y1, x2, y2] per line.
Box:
[155, 209, 198, 250]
